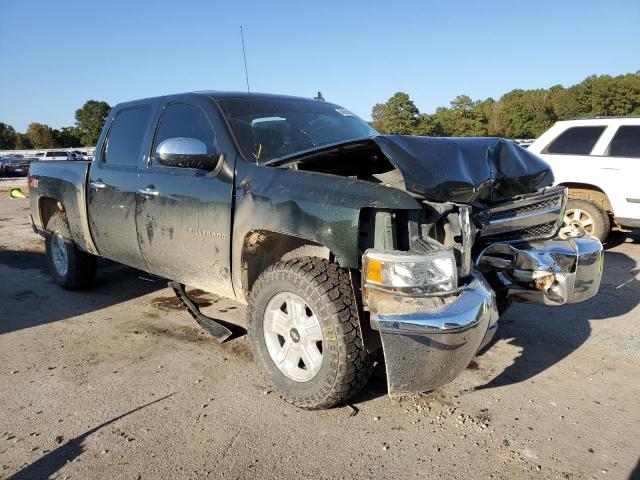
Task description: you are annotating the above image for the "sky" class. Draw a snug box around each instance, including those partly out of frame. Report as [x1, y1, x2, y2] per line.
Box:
[1, 0, 638, 132]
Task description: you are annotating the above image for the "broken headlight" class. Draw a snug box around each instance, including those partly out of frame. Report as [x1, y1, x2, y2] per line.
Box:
[362, 249, 457, 295]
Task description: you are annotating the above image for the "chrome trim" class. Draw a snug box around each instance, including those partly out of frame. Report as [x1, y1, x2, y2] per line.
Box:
[480, 186, 567, 242]
[369, 272, 498, 396]
[137, 187, 160, 198]
[459, 205, 473, 277]
[476, 235, 603, 306]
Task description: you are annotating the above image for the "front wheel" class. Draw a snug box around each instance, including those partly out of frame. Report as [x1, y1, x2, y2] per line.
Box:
[248, 258, 374, 409]
[45, 212, 97, 290]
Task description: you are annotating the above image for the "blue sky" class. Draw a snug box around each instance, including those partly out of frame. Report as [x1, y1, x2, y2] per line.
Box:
[1, 0, 638, 132]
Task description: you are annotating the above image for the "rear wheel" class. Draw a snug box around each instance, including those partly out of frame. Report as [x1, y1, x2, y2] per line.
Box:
[563, 199, 610, 243]
[45, 212, 97, 290]
[248, 258, 374, 409]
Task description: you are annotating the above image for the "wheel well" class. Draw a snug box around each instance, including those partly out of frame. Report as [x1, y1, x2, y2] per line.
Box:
[558, 183, 614, 215]
[240, 230, 332, 299]
[39, 197, 64, 230]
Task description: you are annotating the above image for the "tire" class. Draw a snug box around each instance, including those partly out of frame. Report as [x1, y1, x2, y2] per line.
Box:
[563, 198, 610, 243]
[248, 257, 374, 409]
[45, 212, 97, 290]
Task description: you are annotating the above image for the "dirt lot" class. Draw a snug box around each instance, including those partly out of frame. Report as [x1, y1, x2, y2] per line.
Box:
[1, 184, 639, 480]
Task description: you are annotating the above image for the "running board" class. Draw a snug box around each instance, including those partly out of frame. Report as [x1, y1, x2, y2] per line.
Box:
[168, 281, 233, 342]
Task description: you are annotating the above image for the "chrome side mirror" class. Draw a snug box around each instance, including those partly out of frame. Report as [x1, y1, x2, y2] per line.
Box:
[156, 137, 222, 171]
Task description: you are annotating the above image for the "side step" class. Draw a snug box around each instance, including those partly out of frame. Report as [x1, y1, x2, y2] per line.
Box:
[168, 281, 233, 342]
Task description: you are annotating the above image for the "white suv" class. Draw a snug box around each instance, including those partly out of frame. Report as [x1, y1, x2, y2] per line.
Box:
[528, 118, 640, 241]
[41, 151, 74, 161]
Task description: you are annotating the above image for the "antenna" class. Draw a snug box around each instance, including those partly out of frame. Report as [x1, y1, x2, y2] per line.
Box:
[240, 26, 258, 164]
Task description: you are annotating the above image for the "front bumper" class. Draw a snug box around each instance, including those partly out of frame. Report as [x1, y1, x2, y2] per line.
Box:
[476, 235, 604, 305]
[368, 273, 499, 396]
[367, 235, 603, 396]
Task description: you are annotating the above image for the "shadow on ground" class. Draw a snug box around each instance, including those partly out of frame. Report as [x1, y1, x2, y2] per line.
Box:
[0, 249, 164, 335]
[476, 233, 640, 390]
[7, 394, 174, 480]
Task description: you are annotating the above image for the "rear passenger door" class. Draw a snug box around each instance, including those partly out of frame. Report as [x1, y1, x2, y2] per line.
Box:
[87, 105, 155, 270]
[135, 96, 236, 298]
[604, 124, 640, 219]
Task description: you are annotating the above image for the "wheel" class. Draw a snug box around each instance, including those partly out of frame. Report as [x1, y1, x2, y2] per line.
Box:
[248, 257, 374, 409]
[563, 199, 610, 243]
[45, 212, 97, 290]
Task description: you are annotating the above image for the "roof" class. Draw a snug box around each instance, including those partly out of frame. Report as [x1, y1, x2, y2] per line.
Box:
[114, 91, 323, 109]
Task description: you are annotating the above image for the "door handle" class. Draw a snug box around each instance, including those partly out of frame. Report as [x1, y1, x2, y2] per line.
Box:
[89, 180, 106, 190]
[138, 186, 160, 198]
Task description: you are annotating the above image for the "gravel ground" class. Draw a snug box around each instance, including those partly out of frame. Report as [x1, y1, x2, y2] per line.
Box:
[0, 194, 639, 480]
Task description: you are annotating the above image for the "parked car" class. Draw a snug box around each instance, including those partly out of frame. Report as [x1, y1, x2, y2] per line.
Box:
[1, 156, 33, 176]
[528, 117, 640, 241]
[28, 92, 604, 409]
[41, 151, 75, 161]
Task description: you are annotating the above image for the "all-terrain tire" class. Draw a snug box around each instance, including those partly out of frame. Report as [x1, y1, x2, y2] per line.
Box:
[248, 257, 374, 409]
[45, 212, 97, 290]
[564, 198, 610, 243]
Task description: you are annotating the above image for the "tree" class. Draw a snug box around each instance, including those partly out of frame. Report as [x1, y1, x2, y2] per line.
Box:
[14, 133, 32, 149]
[369, 71, 640, 140]
[0, 122, 16, 149]
[25, 123, 57, 148]
[54, 126, 82, 148]
[370, 92, 420, 134]
[75, 100, 111, 146]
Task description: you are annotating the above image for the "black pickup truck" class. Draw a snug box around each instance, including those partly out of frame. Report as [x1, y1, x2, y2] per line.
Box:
[29, 92, 603, 409]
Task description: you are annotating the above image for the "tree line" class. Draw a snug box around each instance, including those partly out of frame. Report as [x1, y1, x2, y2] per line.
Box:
[2, 72, 639, 150]
[371, 72, 640, 138]
[0, 100, 111, 150]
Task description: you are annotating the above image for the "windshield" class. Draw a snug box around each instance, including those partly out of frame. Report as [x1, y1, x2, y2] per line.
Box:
[217, 97, 377, 163]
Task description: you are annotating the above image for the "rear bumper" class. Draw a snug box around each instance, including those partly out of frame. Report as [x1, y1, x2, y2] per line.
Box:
[368, 273, 499, 396]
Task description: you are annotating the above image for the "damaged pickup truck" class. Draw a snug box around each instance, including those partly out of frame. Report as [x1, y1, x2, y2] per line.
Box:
[28, 92, 604, 409]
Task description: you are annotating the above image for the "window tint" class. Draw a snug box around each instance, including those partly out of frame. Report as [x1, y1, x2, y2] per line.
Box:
[608, 126, 640, 157]
[154, 103, 216, 167]
[545, 126, 606, 155]
[103, 107, 152, 166]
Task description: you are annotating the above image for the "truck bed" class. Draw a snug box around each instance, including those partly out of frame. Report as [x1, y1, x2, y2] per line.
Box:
[28, 160, 97, 255]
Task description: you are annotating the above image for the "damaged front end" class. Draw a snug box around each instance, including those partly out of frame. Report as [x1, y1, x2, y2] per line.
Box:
[356, 161, 603, 397]
[275, 134, 604, 396]
[362, 199, 603, 395]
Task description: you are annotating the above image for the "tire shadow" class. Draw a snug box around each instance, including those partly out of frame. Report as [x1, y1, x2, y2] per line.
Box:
[0, 249, 164, 336]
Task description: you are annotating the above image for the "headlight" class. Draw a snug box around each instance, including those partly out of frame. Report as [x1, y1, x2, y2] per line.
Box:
[363, 249, 457, 294]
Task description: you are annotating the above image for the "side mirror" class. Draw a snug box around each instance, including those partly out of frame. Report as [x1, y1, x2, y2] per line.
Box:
[156, 137, 222, 171]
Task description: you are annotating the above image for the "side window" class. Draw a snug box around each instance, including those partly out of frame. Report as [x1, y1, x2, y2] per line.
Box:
[103, 106, 152, 166]
[544, 126, 606, 155]
[153, 103, 216, 167]
[608, 126, 640, 158]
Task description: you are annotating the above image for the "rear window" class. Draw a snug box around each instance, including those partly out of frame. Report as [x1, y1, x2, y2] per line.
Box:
[544, 126, 606, 155]
[608, 125, 640, 158]
[103, 107, 152, 166]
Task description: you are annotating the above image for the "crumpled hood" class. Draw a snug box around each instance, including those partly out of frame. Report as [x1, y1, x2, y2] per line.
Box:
[372, 135, 554, 204]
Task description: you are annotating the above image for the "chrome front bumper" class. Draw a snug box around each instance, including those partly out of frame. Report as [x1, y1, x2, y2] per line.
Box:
[368, 273, 499, 396]
[476, 235, 604, 305]
[367, 236, 603, 396]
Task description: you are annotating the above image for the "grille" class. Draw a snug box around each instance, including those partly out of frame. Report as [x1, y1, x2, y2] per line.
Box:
[490, 196, 562, 220]
[486, 222, 557, 241]
[480, 187, 567, 243]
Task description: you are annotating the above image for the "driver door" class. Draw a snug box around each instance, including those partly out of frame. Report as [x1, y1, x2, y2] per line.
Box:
[135, 97, 236, 298]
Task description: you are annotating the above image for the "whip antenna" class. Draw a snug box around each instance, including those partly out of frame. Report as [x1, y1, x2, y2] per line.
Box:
[240, 26, 258, 164]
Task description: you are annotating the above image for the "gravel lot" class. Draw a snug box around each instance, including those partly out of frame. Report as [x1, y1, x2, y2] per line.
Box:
[1, 185, 639, 480]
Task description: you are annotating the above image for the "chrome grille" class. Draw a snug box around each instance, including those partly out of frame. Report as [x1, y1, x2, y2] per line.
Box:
[480, 187, 567, 242]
